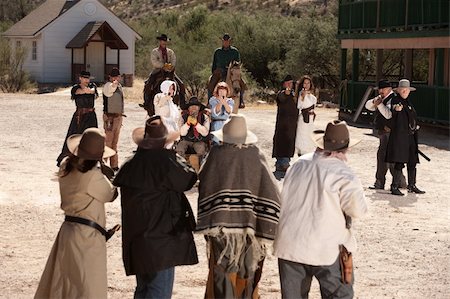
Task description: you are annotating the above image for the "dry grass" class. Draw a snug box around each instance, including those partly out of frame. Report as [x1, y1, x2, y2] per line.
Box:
[123, 77, 146, 104]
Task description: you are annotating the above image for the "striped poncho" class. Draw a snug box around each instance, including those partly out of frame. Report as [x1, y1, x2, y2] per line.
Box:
[197, 144, 281, 240]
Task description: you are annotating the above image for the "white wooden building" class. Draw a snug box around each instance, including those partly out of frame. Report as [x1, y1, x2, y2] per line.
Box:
[2, 0, 142, 85]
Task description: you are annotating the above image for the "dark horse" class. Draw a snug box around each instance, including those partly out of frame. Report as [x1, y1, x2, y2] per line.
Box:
[142, 69, 186, 116]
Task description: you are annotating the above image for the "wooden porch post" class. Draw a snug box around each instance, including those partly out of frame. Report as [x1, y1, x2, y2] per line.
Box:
[340, 48, 347, 80]
[376, 49, 383, 82]
[435, 48, 444, 86]
[71, 49, 74, 82]
[352, 49, 360, 82]
[428, 49, 435, 86]
[404, 49, 413, 80]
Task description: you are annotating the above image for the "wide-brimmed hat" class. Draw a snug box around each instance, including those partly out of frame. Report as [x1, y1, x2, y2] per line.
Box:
[394, 79, 416, 91]
[156, 34, 170, 41]
[313, 120, 360, 151]
[67, 128, 115, 160]
[186, 96, 206, 110]
[109, 67, 120, 77]
[374, 79, 391, 90]
[132, 116, 180, 149]
[282, 75, 293, 83]
[212, 114, 258, 145]
[222, 33, 231, 41]
[80, 70, 92, 79]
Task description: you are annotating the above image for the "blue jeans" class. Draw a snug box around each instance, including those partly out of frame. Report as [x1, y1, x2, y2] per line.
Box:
[275, 157, 291, 169]
[278, 257, 353, 299]
[134, 267, 175, 299]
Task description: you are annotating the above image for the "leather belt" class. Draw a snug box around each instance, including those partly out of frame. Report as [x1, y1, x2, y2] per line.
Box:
[65, 215, 120, 241]
[76, 108, 95, 113]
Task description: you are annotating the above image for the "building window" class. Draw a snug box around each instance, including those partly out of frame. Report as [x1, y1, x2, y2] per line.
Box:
[16, 40, 21, 48]
[32, 41, 37, 61]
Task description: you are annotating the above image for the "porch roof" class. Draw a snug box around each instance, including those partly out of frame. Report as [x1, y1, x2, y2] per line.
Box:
[66, 21, 128, 50]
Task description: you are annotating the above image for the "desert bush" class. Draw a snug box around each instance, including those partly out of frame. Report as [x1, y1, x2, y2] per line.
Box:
[0, 38, 35, 92]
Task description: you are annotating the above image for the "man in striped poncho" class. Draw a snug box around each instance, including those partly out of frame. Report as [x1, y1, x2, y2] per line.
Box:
[197, 114, 281, 299]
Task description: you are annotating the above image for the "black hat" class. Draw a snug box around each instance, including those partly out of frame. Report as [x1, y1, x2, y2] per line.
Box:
[80, 71, 91, 78]
[186, 96, 206, 110]
[222, 33, 231, 41]
[156, 34, 170, 41]
[283, 75, 293, 83]
[374, 79, 391, 90]
[109, 67, 120, 77]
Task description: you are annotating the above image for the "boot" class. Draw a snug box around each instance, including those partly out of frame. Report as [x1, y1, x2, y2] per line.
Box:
[391, 187, 404, 196]
[407, 185, 425, 194]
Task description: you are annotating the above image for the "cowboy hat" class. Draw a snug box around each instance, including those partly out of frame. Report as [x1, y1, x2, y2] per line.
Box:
[67, 128, 115, 160]
[109, 67, 120, 77]
[132, 115, 180, 149]
[373, 79, 391, 90]
[212, 114, 258, 145]
[156, 34, 170, 41]
[222, 33, 231, 41]
[79, 70, 94, 79]
[394, 79, 416, 91]
[282, 75, 293, 83]
[313, 120, 360, 151]
[186, 96, 206, 110]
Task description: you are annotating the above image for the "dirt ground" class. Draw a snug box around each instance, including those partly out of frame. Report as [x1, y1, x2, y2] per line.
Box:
[0, 91, 449, 299]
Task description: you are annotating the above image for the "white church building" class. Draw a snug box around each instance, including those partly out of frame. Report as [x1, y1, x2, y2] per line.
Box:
[3, 0, 142, 85]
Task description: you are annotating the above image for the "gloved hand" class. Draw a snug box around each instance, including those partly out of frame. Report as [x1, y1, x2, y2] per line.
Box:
[187, 116, 198, 126]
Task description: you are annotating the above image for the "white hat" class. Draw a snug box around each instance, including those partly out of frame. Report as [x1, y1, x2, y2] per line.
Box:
[212, 114, 258, 145]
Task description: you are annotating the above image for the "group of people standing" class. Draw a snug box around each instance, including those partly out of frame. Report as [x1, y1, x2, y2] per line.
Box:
[366, 79, 425, 196]
[36, 33, 430, 299]
[272, 74, 318, 175]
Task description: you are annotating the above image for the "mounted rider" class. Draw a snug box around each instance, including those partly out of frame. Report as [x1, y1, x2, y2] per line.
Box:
[210, 33, 245, 108]
[148, 33, 176, 87]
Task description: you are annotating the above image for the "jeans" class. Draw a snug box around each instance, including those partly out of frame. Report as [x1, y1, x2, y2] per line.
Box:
[278, 257, 353, 299]
[275, 157, 291, 170]
[134, 267, 175, 299]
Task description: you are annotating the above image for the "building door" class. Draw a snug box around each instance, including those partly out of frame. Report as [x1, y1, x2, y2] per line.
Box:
[86, 42, 104, 82]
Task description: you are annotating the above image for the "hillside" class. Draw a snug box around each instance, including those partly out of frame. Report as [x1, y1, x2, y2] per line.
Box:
[0, 0, 333, 24]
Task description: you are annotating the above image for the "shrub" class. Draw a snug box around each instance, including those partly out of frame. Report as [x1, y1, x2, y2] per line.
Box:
[0, 38, 35, 92]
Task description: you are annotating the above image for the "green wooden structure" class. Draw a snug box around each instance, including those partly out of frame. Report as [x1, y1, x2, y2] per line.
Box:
[337, 0, 450, 126]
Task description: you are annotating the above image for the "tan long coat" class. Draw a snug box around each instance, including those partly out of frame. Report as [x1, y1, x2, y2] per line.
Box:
[35, 160, 116, 299]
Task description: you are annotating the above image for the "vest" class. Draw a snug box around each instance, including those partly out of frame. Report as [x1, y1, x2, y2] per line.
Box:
[103, 85, 124, 114]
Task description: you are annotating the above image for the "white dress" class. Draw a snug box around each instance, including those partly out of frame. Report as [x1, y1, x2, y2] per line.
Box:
[295, 93, 317, 155]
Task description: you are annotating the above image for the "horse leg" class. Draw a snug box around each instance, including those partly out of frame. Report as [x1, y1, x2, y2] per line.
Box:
[239, 90, 245, 109]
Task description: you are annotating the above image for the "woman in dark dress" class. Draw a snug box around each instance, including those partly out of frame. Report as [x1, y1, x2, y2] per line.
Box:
[56, 71, 98, 166]
[272, 75, 299, 172]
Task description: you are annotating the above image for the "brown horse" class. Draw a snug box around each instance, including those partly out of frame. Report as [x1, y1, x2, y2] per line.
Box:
[207, 61, 246, 113]
[142, 69, 186, 116]
[226, 61, 246, 113]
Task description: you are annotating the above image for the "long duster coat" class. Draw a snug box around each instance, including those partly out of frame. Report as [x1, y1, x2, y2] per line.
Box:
[386, 95, 420, 164]
[113, 148, 198, 275]
[272, 90, 299, 158]
[35, 160, 116, 299]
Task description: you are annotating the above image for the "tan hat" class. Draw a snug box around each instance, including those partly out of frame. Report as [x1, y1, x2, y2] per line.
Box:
[212, 114, 258, 145]
[394, 79, 416, 91]
[313, 120, 360, 151]
[67, 128, 115, 160]
[132, 115, 180, 149]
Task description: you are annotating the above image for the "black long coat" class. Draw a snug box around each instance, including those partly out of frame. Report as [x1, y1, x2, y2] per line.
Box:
[113, 148, 198, 275]
[385, 95, 419, 164]
[272, 90, 299, 158]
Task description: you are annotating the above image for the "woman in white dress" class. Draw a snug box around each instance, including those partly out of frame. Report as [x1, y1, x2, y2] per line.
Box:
[153, 80, 181, 148]
[295, 75, 317, 156]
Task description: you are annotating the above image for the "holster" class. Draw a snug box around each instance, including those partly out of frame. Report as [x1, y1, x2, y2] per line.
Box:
[301, 105, 315, 123]
[339, 245, 353, 284]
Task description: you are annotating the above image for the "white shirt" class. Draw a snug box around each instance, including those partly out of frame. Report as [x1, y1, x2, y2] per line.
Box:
[274, 151, 368, 266]
[365, 91, 394, 119]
